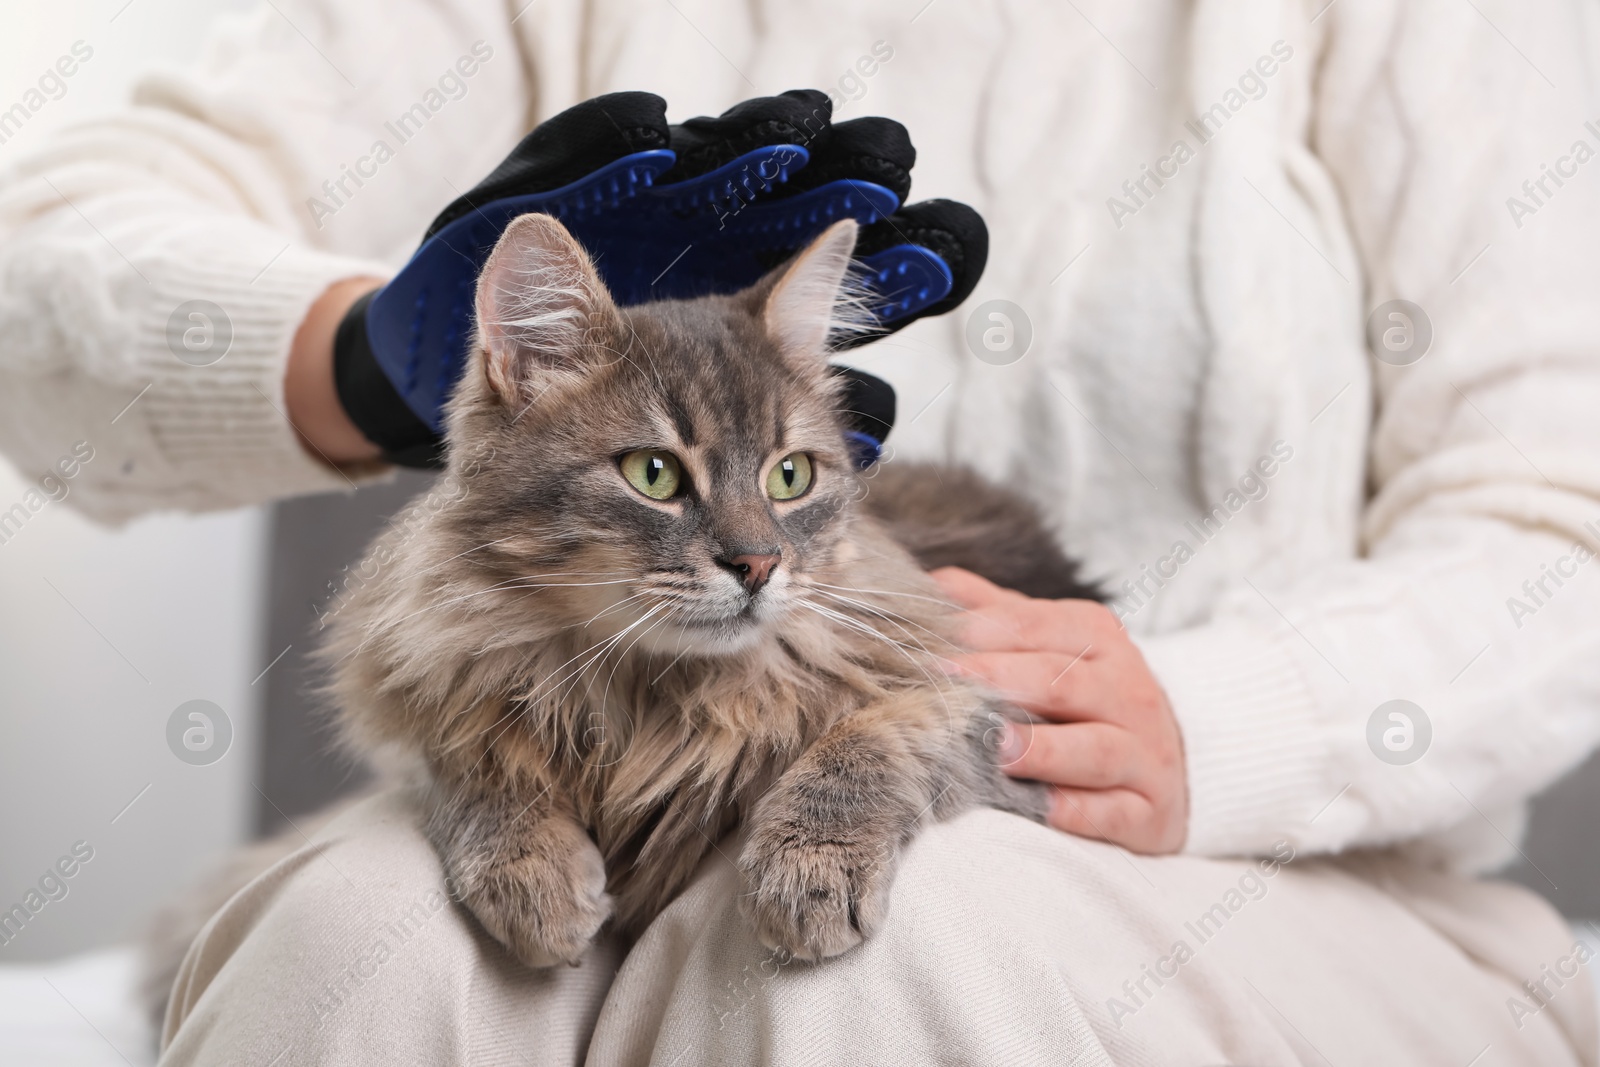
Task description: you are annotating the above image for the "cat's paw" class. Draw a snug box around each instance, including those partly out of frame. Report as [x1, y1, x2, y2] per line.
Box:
[452, 834, 612, 968]
[737, 824, 898, 962]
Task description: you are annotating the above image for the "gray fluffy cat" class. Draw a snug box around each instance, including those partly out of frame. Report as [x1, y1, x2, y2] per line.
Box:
[145, 214, 1095, 1015]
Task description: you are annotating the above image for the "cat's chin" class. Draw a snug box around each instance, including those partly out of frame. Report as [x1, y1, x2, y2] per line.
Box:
[630, 616, 770, 658]
[593, 580, 794, 660]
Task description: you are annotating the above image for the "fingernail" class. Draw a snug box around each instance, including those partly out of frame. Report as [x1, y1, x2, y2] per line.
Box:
[938, 657, 967, 677]
[997, 723, 1024, 763]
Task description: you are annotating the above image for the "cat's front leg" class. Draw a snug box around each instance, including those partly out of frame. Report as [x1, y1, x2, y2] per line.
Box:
[738, 704, 941, 962]
[426, 773, 611, 968]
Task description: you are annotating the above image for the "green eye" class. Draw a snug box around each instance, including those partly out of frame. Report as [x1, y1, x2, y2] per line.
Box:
[765, 453, 813, 500]
[620, 450, 683, 500]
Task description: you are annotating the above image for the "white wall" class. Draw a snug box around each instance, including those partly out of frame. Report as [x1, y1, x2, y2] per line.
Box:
[0, 0, 264, 962]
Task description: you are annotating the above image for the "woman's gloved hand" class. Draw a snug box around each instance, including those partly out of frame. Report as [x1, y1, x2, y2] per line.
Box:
[332, 90, 988, 467]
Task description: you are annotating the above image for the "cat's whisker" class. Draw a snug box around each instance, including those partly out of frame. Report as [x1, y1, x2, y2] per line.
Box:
[583, 612, 673, 704]
[415, 535, 520, 577]
[573, 604, 667, 675]
[801, 588, 943, 652]
[455, 616, 648, 790]
[794, 598, 964, 739]
[464, 585, 643, 659]
[806, 580, 954, 609]
[330, 572, 641, 664]
[462, 704, 548, 791]
[596, 601, 687, 720]
[793, 601, 953, 716]
[794, 599, 922, 660]
[808, 589, 951, 653]
[495, 576, 638, 590]
[523, 626, 641, 711]
[615, 315, 669, 397]
[533, 603, 668, 716]
[805, 590, 963, 724]
[390, 595, 661, 798]
[810, 550, 913, 572]
[581, 591, 653, 627]
[808, 586, 943, 633]
[539, 626, 639, 695]
[434, 573, 646, 619]
[647, 626, 698, 687]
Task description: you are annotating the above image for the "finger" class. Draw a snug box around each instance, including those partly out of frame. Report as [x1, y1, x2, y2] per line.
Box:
[786, 116, 914, 201]
[667, 89, 833, 179]
[834, 199, 991, 347]
[999, 722, 1138, 789]
[831, 366, 895, 450]
[930, 566, 1015, 610]
[952, 651, 1112, 722]
[852, 199, 989, 317]
[1044, 787, 1160, 851]
[427, 91, 670, 237]
[957, 598, 1119, 654]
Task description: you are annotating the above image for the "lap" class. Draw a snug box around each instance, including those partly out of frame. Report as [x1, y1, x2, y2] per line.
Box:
[598, 810, 1596, 1066]
[160, 791, 1596, 1067]
[160, 789, 620, 1067]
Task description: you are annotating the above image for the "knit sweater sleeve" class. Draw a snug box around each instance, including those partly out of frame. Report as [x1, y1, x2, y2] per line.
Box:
[0, 0, 543, 522]
[1141, 0, 1600, 865]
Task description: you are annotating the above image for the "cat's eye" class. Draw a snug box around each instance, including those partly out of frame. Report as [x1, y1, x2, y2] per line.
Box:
[765, 453, 813, 501]
[619, 450, 683, 500]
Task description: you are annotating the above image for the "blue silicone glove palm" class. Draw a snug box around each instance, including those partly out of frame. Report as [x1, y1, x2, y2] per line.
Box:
[333, 90, 988, 468]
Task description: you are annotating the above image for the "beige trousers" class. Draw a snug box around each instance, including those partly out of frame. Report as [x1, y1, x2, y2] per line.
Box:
[159, 790, 1597, 1066]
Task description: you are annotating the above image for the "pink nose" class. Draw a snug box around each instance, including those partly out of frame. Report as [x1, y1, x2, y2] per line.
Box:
[721, 552, 781, 594]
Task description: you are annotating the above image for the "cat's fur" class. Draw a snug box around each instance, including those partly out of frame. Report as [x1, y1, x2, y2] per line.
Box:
[142, 216, 1097, 1021]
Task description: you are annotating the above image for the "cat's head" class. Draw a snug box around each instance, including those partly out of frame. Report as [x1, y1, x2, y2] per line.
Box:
[437, 214, 875, 657]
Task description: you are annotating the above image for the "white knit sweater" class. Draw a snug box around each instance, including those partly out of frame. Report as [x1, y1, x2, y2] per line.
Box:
[2, 0, 1597, 869]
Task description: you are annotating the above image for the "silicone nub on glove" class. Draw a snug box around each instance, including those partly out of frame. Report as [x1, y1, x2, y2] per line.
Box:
[334, 91, 987, 469]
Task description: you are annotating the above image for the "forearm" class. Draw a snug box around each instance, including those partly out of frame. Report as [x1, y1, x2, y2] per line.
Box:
[0, 0, 538, 519]
[0, 171, 396, 520]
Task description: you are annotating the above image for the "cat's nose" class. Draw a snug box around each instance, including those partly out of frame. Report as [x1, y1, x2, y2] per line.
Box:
[719, 551, 781, 595]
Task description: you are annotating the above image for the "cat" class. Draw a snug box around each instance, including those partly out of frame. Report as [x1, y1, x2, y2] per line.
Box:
[140, 216, 1098, 1024]
[315, 212, 1097, 967]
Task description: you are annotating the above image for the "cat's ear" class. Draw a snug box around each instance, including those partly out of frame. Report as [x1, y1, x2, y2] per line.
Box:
[762, 219, 870, 358]
[474, 212, 617, 401]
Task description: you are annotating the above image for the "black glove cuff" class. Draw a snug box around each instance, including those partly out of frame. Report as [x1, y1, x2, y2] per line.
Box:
[332, 290, 446, 469]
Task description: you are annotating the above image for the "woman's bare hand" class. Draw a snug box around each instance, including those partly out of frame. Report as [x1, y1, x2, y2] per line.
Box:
[934, 567, 1188, 854]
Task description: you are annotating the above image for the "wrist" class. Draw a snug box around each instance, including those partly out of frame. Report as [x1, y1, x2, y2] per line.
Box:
[285, 275, 387, 467]
[1136, 622, 1324, 856]
[332, 287, 451, 469]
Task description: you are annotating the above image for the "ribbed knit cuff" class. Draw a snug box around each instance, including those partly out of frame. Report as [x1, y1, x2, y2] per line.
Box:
[1136, 621, 1329, 858]
[124, 222, 393, 508]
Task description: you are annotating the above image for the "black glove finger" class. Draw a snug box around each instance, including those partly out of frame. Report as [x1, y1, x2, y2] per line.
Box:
[830, 365, 897, 446]
[838, 198, 990, 348]
[666, 89, 834, 180]
[783, 115, 915, 203]
[425, 91, 671, 239]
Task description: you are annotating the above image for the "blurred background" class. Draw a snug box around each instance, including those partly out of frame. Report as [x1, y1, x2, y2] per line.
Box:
[1, 1, 1598, 1061]
[0, 10, 441, 1049]
[0, 0, 268, 968]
